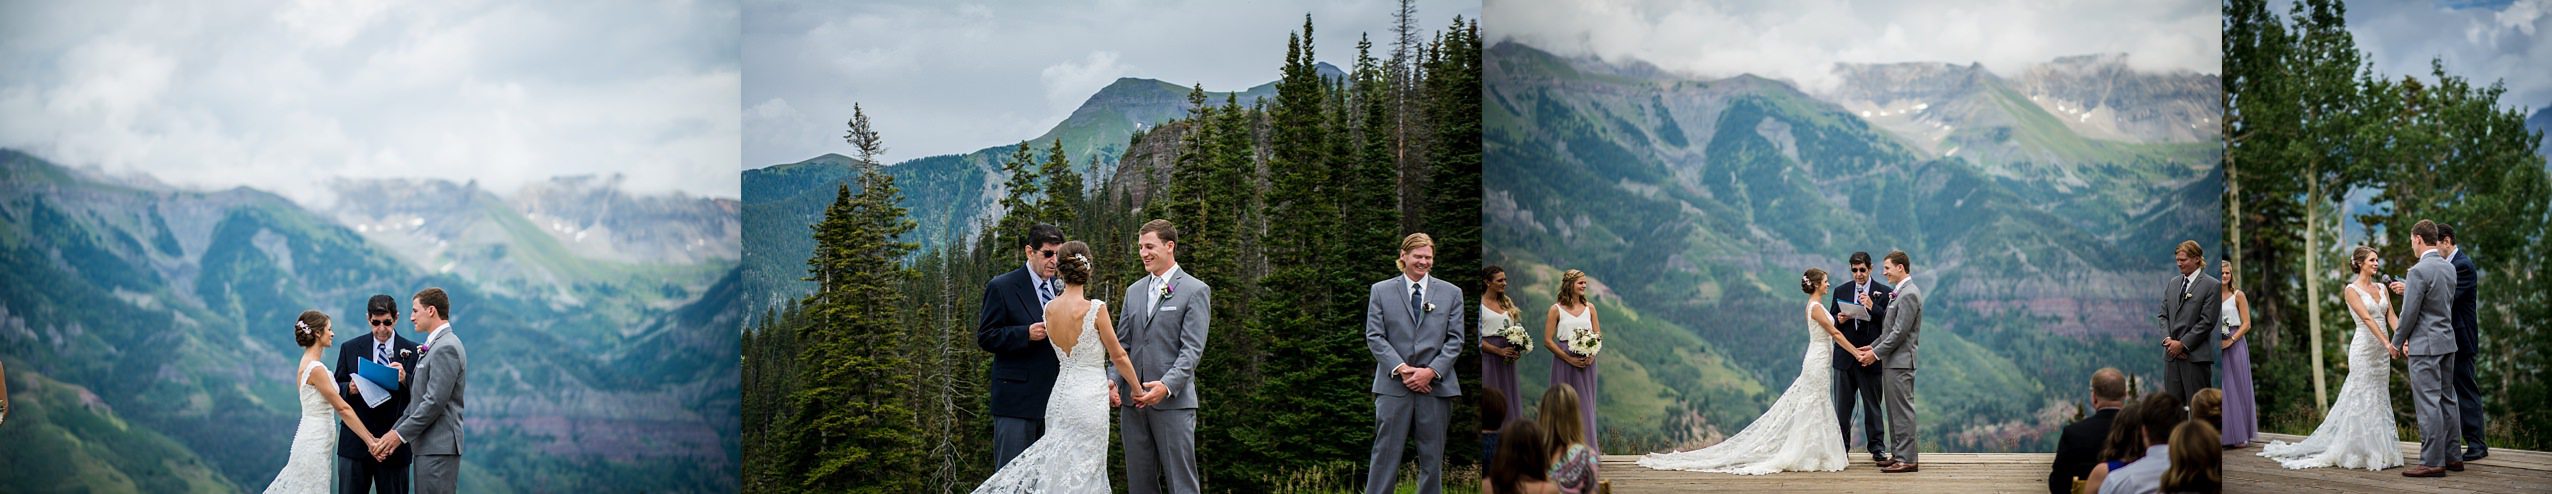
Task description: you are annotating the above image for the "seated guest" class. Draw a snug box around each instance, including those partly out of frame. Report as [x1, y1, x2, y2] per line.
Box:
[2052, 368, 2130, 494]
[2099, 393, 2185, 494]
[2161, 420, 2222, 494]
[2188, 388, 2223, 432]
[2084, 401, 2148, 494]
[1483, 420, 1559, 494]
[1481, 388, 1510, 465]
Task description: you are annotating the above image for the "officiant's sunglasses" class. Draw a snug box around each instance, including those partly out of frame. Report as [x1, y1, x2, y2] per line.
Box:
[1850, 267, 1869, 273]
[369, 317, 397, 327]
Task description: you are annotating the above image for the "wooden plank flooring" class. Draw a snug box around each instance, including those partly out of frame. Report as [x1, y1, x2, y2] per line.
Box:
[2227, 433, 2552, 493]
[1599, 452, 2059, 493]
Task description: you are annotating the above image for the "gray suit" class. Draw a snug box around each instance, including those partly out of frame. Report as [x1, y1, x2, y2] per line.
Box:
[1869, 279, 1922, 463]
[2160, 271, 2221, 404]
[2393, 250, 2463, 467]
[1112, 267, 1210, 494]
[389, 326, 465, 494]
[1363, 275, 1466, 494]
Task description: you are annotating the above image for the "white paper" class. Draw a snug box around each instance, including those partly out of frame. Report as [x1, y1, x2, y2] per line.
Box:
[352, 375, 391, 408]
[1838, 302, 1872, 321]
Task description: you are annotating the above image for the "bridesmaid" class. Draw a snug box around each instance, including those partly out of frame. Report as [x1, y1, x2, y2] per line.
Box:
[1544, 269, 1601, 454]
[1480, 266, 1526, 421]
[2218, 256, 2258, 448]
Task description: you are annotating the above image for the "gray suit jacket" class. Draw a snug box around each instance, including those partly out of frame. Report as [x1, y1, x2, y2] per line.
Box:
[2163, 272, 2222, 363]
[1870, 280, 1922, 369]
[1366, 275, 1467, 397]
[392, 326, 465, 456]
[1113, 268, 1211, 410]
[2393, 250, 2458, 356]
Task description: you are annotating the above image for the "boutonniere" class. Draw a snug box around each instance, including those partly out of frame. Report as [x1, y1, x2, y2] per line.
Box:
[397, 348, 417, 360]
[1424, 302, 1438, 313]
[417, 345, 433, 357]
[1159, 282, 1176, 302]
[2181, 291, 2192, 301]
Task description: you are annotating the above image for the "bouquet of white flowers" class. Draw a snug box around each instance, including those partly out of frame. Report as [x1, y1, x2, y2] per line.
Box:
[1495, 319, 1533, 360]
[1566, 325, 1602, 357]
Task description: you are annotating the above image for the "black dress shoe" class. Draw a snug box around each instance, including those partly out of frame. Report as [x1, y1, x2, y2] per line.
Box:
[2463, 448, 2489, 461]
[1871, 452, 1890, 463]
[2447, 461, 2465, 472]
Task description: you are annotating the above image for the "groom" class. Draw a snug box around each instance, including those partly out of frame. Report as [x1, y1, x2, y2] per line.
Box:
[1831, 251, 1893, 463]
[1859, 250, 1921, 473]
[372, 288, 464, 494]
[2393, 220, 2465, 478]
[976, 223, 1068, 469]
[2160, 240, 2220, 405]
[336, 295, 420, 494]
[1363, 233, 1465, 494]
[1114, 219, 1210, 494]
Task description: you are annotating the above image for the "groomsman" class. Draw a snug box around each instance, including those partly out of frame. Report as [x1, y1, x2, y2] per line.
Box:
[2160, 240, 2221, 405]
[336, 295, 419, 494]
[1831, 251, 1892, 463]
[975, 223, 1068, 469]
[1364, 233, 1465, 494]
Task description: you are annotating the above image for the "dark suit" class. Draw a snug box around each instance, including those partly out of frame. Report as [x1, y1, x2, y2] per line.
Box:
[2048, 407, 2119, 494]
[975, 265, 1060, 469]
[2449, 248, 2485, 450]
[1831, 278, 1892, 456]
[335, 334, 420, 494]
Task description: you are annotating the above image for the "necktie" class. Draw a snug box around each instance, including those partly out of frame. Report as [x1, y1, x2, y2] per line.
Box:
[1040, 279, 1057, 305]
[377, 342, 387, 363]
[1410, 282, 1424, 320]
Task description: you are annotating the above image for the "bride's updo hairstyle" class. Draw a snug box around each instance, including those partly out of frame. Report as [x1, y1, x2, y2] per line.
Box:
[2349, 245, 2378, 275]
[294, 310, 330, 348]
[1056, 240, 1095, 287]
[1801, 268, 1827, 295]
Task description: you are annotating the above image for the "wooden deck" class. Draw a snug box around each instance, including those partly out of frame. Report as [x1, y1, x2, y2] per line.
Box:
[1600, 452, 2060, 493]
[2227, 433, 2552, 493]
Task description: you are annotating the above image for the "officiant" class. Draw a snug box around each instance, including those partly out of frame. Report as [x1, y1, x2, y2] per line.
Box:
[1831, 251, 1894, 463]
[336, 294, 421, 494]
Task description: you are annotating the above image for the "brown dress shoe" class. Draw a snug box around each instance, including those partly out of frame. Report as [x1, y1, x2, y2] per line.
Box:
[1881, 462, 1920, 473]
[2447, 461, 2465, 472]
[2402, 465, 2448, 478]
[1876, 458, 1899, 468]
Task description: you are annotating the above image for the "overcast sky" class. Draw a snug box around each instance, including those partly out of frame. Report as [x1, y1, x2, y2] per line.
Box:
[2294, 0, 2551, 113]
[742, 0, 1481, 168]
[0, 0, 742, 205]
[1486, 0, 2221, 93]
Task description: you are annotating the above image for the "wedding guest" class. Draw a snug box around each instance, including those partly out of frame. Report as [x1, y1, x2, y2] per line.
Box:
[1538, 384, 1599, 494]
[2082, 400, 2148, 494]
[1483, 420, 1559, 494]
[1543, 270, 1602, 453]
[2161, 421, 2222, 494]
[2190, 389, 2224, 432]
[2099, 392, 2184, 494]
[2217, 256, 2257, 449]
[1481, 388, 1509, 465]
[2051, 368, 2128, 494]
[1480, 266, 1526, 421]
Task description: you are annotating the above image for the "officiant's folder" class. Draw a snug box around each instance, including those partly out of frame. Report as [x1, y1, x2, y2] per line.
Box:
[1838, 302, 1872, 321]
[355, 358, 401, 391]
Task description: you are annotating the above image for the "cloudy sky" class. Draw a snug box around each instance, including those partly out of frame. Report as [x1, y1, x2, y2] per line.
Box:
[2296, 0, 2552, 113]
[0, 0, 741, 205]
[1486, 0, 2221, 93]
[742, 0, 1481, 168]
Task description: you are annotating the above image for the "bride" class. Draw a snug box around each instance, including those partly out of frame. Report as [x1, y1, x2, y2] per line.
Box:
[1639, 269, 1864, 475]
[2259, 246, 2404, 470]
[267, 310, 382, 493]
[973, 241, 1147, 493]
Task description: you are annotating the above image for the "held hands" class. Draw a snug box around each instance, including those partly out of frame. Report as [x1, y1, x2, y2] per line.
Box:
[1855, 346, 1878, 365]
[370, 432, 403, 461]
[2390, 343, 2408, 360]
[1028, 322, 1048, 341]
[1134, 381, 1169, 407]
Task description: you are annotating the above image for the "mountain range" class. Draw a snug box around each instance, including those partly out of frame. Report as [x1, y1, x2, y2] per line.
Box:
[0, 149, 741, 492]
[740, 63, 1344, 314]
[1482, 40, 2221, 453]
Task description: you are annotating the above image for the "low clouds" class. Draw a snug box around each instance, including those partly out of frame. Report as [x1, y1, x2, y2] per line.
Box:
[2338, 0, 2552, 110]
[1485, 0, 2220, 93]
[741, 0, 1483, 167]
[0, 0, 742, 204]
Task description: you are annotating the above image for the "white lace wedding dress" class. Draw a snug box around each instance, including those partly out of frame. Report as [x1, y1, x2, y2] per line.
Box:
[2258, 284, 2404, 470]
[973, 301, 1111, 493]
[264, 360, 337, 493]
[1638, 301, 1846, 475]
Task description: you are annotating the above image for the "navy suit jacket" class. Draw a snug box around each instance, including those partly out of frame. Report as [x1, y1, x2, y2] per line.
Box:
[335, 333, 421, 465]
[2450, 248, 2479, 354]
[1830, 278, 1893, 370]
[976, 266, 1060, 419]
